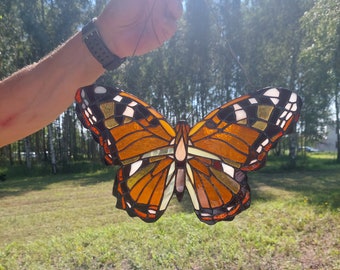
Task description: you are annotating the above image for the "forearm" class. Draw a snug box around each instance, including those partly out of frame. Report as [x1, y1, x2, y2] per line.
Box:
[0, 32, 104, 147]
[0, 0, 182, 147]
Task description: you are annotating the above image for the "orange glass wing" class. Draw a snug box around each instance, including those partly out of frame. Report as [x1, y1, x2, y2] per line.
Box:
[114, 157, 176, 222]
[185, 156, 250, 224]
[185, 87, 302, 224]
[75, 85, 177, 222]
[189, 87, 302, 171]
[75, 85, 176, 166]
[75, 85, 302, 225]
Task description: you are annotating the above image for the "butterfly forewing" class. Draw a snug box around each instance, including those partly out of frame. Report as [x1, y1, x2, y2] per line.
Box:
[75, 85, 176, 164]
[189, 87, 302, 171]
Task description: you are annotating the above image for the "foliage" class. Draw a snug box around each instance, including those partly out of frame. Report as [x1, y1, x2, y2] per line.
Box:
[1, 0, 340, 169]
[0, 0, 105, 170]
[299, 0, 340, 143]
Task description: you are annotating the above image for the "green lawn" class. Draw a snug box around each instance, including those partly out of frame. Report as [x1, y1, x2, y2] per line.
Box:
[0, 156, 339, 269]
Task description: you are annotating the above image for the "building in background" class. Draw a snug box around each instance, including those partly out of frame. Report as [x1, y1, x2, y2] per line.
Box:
[317, 125, 337, 152]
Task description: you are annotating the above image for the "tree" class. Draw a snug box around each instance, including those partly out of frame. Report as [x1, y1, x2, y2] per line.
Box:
[0, 0, 95, 169]
[0, 1, 28, 78]
[299, 0, 340, 160]
[241, 0, 313, 166]
[1, 0, 336, 170]
[212, 0, 246, 98]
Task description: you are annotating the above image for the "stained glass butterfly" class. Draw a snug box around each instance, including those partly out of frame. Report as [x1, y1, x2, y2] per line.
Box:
[75, 85, 302, 225]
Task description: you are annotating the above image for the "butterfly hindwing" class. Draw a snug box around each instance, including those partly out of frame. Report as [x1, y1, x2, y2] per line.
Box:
[185, 156, 251, 224]
[114, 157, 176, 222]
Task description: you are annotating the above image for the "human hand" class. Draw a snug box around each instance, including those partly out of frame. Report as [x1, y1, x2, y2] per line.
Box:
[96, 0, 183, 58]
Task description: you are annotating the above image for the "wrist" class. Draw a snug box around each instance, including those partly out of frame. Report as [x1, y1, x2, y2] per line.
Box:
[82, 18, 126, 70]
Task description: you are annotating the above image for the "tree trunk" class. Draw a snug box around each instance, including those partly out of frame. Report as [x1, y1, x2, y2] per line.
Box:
[287, 30, 301, 168]
[48, 124, 57, 174]
[62, 109, 71, 163]
[9, 144, 13, 165]
[335, 92, 340, 163]
[24, 137, 32, 169]
[334, 24, 340, 163]
[17, 141, 22, 164]
[289, 131, 298, 168]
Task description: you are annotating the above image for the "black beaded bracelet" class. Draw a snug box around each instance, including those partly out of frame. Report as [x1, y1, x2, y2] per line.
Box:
[82, 18, 126, 70]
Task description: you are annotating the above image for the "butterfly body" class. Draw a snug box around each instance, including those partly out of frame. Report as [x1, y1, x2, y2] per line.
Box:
[75, 85, 302, 224]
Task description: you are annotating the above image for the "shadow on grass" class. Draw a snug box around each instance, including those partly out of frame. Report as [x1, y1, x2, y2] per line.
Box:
[177, 155, 340, 214]
[249, 167, 340, 210]
[0, 163, 117, 199]
[1, 156, 339, 212]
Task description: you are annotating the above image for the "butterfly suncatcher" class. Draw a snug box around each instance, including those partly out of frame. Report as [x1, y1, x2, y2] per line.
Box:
[75, 85, 302, 225]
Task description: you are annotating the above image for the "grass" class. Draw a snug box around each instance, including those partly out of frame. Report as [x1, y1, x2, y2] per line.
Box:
[0, 154, 339, 269]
